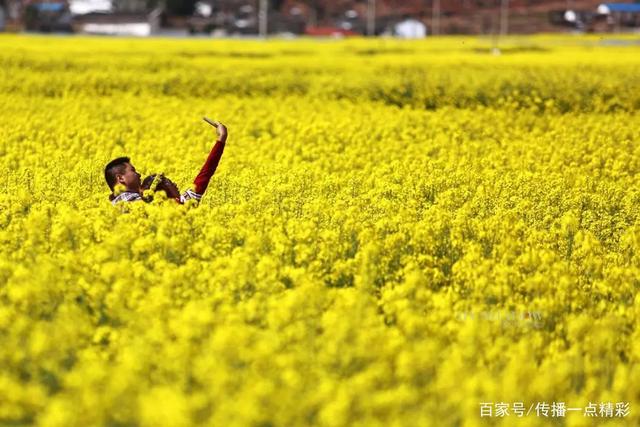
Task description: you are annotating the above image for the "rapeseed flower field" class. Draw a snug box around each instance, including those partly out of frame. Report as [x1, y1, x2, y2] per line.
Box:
[1, 34, 639, 426]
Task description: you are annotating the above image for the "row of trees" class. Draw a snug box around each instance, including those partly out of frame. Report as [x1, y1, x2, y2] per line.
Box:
[156, 1, 596, 18]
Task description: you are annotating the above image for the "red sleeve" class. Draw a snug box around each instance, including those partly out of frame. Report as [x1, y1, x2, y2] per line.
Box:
[193, 139, 225, 195]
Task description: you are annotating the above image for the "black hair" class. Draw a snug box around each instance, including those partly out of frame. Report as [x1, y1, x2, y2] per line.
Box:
[104, 157, 130, 192]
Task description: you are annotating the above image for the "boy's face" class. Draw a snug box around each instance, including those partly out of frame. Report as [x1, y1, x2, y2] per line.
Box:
[116, 163, 142, 192]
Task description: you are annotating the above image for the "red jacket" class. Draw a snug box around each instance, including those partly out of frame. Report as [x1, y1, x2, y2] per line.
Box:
[176, 139, 226, 204]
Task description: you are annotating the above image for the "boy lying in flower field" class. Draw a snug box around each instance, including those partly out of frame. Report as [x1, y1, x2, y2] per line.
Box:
[104, 119, 227, 205]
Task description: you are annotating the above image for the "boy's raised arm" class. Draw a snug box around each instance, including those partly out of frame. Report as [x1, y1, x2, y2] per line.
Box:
[193, 119, 227, 196]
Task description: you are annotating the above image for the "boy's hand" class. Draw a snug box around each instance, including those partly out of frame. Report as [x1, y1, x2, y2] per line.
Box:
[157, 177, 181, 200]
[203, 117, 228, 143]
[215, 122, 227, 143]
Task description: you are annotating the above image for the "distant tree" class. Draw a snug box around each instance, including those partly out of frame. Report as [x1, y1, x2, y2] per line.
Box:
[302, 0, 325, 24]
[164, 0, 197, 15]
[113, 0, 171, 13]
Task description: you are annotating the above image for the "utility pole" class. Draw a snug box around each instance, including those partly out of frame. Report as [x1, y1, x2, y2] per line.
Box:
[366, 0, 376, 36]
[259, 0, 268, 38]
[499, 0, 509, 36]
[432, 0, 441, 36]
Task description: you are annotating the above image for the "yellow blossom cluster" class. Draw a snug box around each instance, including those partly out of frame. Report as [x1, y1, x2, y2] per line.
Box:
[0, 34, 639, 427]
